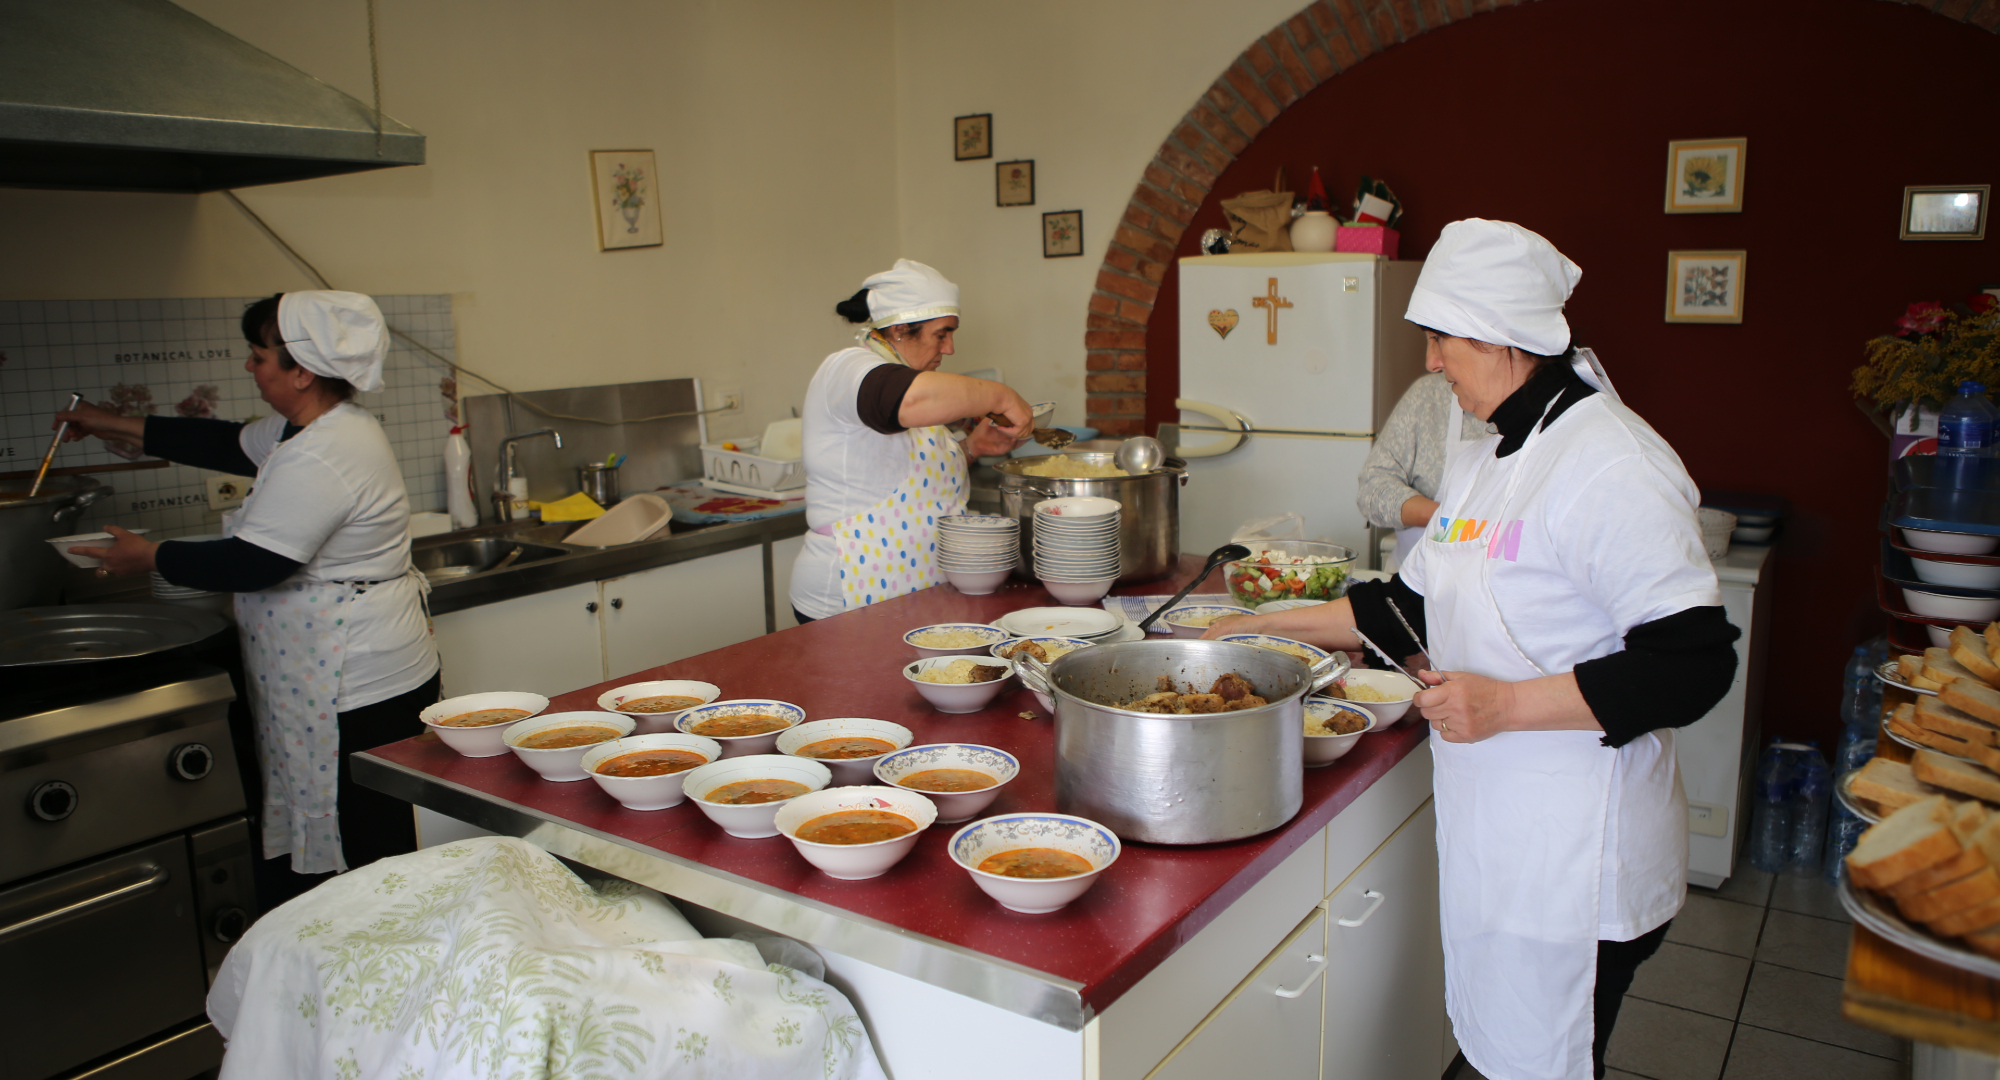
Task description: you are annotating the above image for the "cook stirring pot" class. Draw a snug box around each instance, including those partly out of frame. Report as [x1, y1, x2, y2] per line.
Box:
[996, 452, 1186, 583]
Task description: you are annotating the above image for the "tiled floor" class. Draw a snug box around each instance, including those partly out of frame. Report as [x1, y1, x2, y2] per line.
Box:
[1456, 860, 1909, 1080]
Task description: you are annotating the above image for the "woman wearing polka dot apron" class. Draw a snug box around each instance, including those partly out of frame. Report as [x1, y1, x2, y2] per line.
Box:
[59, 292, 442, 890]
[789, 260, 1034, 622]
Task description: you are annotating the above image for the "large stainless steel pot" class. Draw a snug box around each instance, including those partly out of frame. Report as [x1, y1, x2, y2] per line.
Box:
[1020, 639, 1346, 844]
[1, 476, 110, 611]
[996, 452, 1187, 584]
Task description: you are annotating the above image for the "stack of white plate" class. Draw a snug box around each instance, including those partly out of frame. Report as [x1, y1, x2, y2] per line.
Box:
[1031, 496, 1122, 605]
[936, 515, 1020, 595]
[151, 534, 232, 618]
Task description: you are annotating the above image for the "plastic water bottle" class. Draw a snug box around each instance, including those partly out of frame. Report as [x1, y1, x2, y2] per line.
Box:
[1826, 803, 1868, 885]
[1787, 743, 1832, 876]
[1834, 647, 1880, 776]
[1749, 741, 1796, 874]
[1937, 380, 1998, 487]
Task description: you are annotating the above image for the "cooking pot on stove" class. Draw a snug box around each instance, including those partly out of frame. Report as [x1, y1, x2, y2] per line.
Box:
[0, 476, 111, 611]
[996, 452, 1186, 584]
[1019, 639, 1346, 844]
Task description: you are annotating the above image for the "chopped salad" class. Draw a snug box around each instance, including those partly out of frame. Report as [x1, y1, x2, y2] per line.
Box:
[1227, 548, 1351, 607]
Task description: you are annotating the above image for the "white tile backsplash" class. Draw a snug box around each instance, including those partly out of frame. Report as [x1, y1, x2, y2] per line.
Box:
[0, 294, 458, 539]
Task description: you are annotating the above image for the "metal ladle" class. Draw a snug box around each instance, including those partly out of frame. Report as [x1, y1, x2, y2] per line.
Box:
[1115, 435, 1164, 474]
[1136, 543, 1252, 633]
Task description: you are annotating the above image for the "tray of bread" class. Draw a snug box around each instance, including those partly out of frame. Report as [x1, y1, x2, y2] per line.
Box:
[1876, 656, 1939, 697]
[1881, 624, 2000, 765]
[1842, 790, 2000, 977]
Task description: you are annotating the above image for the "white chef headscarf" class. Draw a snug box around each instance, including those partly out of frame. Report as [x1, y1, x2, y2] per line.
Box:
[277, 290, 388, 393]
[862, 259, 960, 330]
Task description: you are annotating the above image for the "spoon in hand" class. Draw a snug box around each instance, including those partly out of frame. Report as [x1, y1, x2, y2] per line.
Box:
[986, 413, 1073, 449]
[1136, 543, 1252, 633]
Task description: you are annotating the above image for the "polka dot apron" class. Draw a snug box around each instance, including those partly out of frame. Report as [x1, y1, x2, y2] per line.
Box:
[830, 424, 968, 610]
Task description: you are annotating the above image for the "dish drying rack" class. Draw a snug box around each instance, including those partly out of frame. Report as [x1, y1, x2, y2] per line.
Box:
[700, 437, 805, 498]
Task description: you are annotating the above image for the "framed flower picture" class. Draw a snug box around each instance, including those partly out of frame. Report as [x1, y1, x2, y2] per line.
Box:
[1665, 250, 1746, 324]
[1664, 138, 1747, 214]
[1043, 210, 1083, 258]
[590, 149, 662, 250]
[996, 160, 1034, 207]
[1901, 185, 1989, 240]
[954, 114, 992, 161]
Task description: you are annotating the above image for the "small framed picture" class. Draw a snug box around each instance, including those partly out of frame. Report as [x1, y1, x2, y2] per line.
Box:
[1665, 250, 1747, 324]
[1043, 210, 1083, 258]
[1664, 138, 1747, 214]
[590, 150, 662, 250]
[1901, 185, 1989, 240]
[996, 160, 1035, 207]
[954, 114, 992, 161]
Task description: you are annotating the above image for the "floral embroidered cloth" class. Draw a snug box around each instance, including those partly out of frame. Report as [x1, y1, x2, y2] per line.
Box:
[208, 837, 886, 1080]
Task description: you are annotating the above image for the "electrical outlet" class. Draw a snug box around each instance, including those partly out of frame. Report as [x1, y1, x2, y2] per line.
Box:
[205, 474, 249, 510]
[711, 386, 743, 415]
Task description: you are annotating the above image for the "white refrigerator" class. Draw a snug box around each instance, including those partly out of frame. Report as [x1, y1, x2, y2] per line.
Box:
[1172, 252, 1428, 557]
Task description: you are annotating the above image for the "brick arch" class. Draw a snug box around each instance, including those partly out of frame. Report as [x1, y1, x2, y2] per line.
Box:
[1081, 0, 2000, 437]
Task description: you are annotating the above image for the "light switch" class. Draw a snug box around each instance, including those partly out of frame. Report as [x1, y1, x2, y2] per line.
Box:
[1687, 801, 1728, 838]
[205, 474, 249, 510]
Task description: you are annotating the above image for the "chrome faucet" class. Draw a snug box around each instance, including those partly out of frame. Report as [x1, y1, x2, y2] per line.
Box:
[494, 428, 562, 522]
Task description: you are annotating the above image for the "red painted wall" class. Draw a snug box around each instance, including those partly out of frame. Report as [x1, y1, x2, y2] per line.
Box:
[1147, 0, 1999, 748]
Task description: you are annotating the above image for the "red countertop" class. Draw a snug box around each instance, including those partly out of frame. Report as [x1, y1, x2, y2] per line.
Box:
[359, 555, 1427, 1016]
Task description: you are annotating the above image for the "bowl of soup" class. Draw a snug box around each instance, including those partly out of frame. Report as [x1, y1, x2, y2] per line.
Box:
[773, 786, 939, 879]
[948, 813, 1121, 914]
[775, 718, 914, 785]
[1302, 697, 1376, 767]
[502, 711, 635, 781]
[1326, 668, 1419, 725]
[1161, 604, 1253, 639]
[580, 732, 723, 810]
[419, 691, 551, 758]
[596, 680, 722, 734]
[903, 656, 1016, 714]
[873, 743, 1019, 823]
[681, 754, 832, 838]
[675, 699, 805, 757]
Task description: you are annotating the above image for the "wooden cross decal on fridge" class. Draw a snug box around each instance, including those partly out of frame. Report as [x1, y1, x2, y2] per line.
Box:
[1251, 277, 1292, 344]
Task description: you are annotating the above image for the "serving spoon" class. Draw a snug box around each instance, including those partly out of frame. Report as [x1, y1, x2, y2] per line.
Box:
[1114, 435, 1163, 473]
[1136, 543, 1251, 633]
[985, 413, 1074, 449]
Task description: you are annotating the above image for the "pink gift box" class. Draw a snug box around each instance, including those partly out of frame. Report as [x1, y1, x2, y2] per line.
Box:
[1335, 226, 1399, 258]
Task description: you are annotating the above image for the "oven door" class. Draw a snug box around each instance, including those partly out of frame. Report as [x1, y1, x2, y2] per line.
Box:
[0, 835, 209, 1080]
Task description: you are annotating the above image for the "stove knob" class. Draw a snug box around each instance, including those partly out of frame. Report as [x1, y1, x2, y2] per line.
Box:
[29, 781, 77, 822]
[170, 743, 214, 781]
[212, 906, 250, 944]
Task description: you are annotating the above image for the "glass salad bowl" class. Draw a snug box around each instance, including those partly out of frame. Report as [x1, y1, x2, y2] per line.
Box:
[1226, 541, 1357, 608]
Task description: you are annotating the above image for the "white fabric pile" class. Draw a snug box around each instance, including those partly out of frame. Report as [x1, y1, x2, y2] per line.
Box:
[208, 837, 886, 1080]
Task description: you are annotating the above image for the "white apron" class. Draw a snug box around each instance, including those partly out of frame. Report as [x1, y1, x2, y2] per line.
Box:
[1426, 351, 1677, 1080]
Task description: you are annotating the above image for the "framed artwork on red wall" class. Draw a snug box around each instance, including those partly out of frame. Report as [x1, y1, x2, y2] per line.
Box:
[1665, 251, 1747, 323]
[1901, 185, 1989, 240]
[1664, 138, 1747, 213]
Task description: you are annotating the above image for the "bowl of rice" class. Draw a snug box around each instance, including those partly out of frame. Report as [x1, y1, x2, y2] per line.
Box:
[905, 623, 1011, 658]
[1161, 603, 1253, 639]
[904, 655, 1016, 713]
[1329, 668, 1419, 725]
[990, 636, 1094, 710]
[1303, 697, 1376, 766]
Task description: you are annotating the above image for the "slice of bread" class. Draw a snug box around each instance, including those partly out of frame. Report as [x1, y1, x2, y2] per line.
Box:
[1986, 621, 2000, 654]
[1902, 653, 1926, 684]
[1890, 708, 1980, 758]
[1851, 757, 1939, 812]
[1946, 678, 2000, 727]
[1900, 865, 2000, 923]
[1849, 795, 1962, 890]
[1932, 893, 2000, 937]
[1926, 647, 1978, 688]
[1915, 672, 1947, 691]
[1914, 750, 2000, 806]
[1952, 799, 1991, 844]
[1886, 845, 1989, 902]
[1954, 625, 2000, 685]
[1918, 695, 2000, 747]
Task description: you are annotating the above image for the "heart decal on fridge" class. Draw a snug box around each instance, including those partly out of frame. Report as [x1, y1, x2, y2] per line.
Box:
[1208, 309, 1239, 339]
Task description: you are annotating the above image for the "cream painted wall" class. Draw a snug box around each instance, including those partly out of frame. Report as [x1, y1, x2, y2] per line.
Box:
[0, 0, 900, 442]
[890, 0, 1307, 429]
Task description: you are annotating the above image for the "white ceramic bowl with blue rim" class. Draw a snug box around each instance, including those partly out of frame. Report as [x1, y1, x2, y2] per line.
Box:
[948, 812, 1122, 914]
[580, 732, 723, 809]
[1302, 697, 1377, 767]
[903, 655, 1016, 714]
[873, 743, 1019, 823]
[1161, 603, 1254, 639]
[1255, 598, 1328, 614]
[1334, 669, 1420, 725]
[419, 691, 550, 758]
[991, 636, 1096, 710]
[775, 718, 915, 785]
[595, 679, 722, 734]
[1217, 633, 1334, 665]
[773, 786, 940, 879]
[676, 699, 806, 758]
[904, 622, 1012, 658]
[681, 753, 832, 838]
[502, 711, 635, 782]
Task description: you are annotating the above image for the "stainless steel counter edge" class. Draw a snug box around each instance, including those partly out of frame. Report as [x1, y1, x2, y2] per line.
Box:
[0, 671, 235, 756]
[425, 513, 807, 616]
[353, 752, 1094, 1031]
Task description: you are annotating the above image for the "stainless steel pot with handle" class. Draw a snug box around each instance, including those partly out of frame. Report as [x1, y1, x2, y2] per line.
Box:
[1019, 639, 1347, 844]
[996, 452, 1187, 584]
[1, 476, 111, 611]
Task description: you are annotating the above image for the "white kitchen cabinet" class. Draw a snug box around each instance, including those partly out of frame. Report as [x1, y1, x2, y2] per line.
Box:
[601, 544, 766, 679]
[432, 579, 604, 697]
[1322, 799, 1447, 1080]
[1148, 905, 1330, 1080]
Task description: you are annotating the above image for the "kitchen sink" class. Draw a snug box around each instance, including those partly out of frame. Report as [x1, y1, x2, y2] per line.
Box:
[412, 538, 570, 578]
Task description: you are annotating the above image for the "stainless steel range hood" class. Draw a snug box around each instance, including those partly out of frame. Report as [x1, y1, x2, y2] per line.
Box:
[0, 0, 424, 193]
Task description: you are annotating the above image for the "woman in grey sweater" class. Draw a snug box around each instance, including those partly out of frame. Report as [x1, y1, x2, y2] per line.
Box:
[1356, 371, 1485, 566]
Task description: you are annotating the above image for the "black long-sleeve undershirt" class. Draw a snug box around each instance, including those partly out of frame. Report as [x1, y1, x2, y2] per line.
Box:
[142, 415, 304, 592]
[142, 415, 259, 476]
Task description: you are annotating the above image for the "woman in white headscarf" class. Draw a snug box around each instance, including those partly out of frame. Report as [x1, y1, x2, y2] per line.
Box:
[57, 291, 440, 883]
[788, 260, 1033, 623]
[1205, 221, 1740, 1080]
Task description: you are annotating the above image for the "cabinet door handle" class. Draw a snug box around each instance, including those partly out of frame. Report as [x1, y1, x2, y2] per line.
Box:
[585, 602, 599, 614]
[1336, 889, 1386, 928]
[610, 598, 623, 610]
[1274, 953, 1328, 999]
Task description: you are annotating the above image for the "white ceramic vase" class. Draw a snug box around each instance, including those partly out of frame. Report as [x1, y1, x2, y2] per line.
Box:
[1289, 210, 1337, 253]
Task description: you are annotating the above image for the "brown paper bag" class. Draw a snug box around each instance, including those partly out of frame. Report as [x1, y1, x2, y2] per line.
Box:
[1220, 170, 1295, 253]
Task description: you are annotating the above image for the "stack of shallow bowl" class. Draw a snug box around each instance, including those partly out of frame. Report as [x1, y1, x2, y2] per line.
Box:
[150, 534, 231, 616]
[1031, 496, 1121, 605]
[935, 515, 1019, 595]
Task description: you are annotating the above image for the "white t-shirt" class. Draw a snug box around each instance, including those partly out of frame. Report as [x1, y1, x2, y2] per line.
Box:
[790, 346, 923, 620]
[233, 402, 438, 709]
